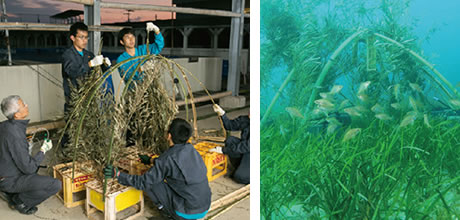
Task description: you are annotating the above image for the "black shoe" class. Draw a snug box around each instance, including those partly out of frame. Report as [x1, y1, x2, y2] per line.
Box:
[0, 191, 16, 210]
[14, 203, 38, 215]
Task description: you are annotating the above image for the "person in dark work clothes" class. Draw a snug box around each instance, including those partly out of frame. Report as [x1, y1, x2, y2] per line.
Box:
[104, 118, 211, 220]
[210, 104, 250, 184]
[61, 22, 112, 149]
[0, 95, 60, 215]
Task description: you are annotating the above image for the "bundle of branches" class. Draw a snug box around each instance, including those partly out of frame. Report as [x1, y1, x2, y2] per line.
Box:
[124, 58, 178, 154]
[56, 56, 179, 182]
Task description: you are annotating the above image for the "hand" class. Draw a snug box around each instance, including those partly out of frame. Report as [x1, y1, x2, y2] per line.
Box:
[104, 57, 111, 67]
[104, 165, 119, 178]
[213, 104, 225, 116]
[146, 22, 160, 34]
[40, 139, 53, 153]
[89, 55, 104, 67]
[209, 146, 223, 154]
[138, 154, 152, 165]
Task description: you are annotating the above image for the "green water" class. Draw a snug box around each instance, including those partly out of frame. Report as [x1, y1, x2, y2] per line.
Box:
[261, 0, 460, 218]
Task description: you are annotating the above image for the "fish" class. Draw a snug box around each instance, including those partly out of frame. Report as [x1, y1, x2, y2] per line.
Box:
[423, 114, 431, 128]
[327, 123, 339, 135]
[339, 99, 350, 110]
[409, 83, 423, 93]
[315, 99, 334, 109]
[320, 92, 333, 100]
[358, 81, 371, 94]
[329, 85, 343, 94]
[409, 96, 418, 111]
[375, 113, 392, 121]
[285, 107, 305, 119]
[358, 94, 369, 102]
[342, 128, 361, 142]
[393, 84, 400, 100]
[400, 112, 417, 127]
[326, 117, 341, 125]
[449, 99, 460, 109]
[391, 103, 401, 110]
[355, 105, 368, 113]
[371, 103, 384, 113]
[344, 107, 362, 117]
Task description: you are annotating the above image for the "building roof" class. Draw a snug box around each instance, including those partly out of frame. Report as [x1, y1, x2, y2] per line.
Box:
[50, 10, 83, 19]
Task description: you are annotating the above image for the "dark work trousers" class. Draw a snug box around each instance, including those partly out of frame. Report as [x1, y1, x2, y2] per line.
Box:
[145, 181, 188, 220]
[225, 137, 250, 184]
[2, 174, 61, 208]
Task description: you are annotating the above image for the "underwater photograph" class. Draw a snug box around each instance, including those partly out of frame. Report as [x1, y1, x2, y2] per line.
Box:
[260, 0, 460, 219]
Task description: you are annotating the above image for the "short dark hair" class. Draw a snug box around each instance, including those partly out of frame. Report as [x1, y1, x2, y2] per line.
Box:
[70, 22, 88, 37]
[118, 28, 135, 41]
[168, 118, 192, 144]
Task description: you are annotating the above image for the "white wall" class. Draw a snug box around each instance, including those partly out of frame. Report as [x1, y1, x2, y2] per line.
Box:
[0, 57, 223, 123]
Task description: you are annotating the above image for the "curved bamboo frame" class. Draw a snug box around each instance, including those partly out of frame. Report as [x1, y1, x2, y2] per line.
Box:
[262, 29, 459, 124]
[54, 54, 226, 197]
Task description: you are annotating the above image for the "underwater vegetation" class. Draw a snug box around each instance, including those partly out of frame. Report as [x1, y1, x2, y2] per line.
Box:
[261, 0, 460, 218]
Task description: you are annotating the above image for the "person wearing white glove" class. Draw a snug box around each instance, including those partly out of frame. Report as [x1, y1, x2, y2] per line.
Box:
[89, 55, 104, 67]
[40, 139, 53, 153]
[146, 22, 160, 35]
[0, 95, 62, 215]
[103, 57, 111, 67]
[213, 104, 250, 184]
[116, 24, 165, 87]
[208, 146, 223, 154]
[213, 104, 226, 116]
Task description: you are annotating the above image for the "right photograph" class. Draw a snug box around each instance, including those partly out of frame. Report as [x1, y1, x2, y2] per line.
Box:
[260, 0, 460, 219]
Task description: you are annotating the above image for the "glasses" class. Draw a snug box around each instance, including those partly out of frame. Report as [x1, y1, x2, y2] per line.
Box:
[76, 35, 89, 40]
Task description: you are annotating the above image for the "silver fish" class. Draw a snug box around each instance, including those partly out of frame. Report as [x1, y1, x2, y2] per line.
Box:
[343, 128, 361, 142]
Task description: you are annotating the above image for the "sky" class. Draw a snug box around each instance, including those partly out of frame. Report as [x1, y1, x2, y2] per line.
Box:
[3, 0, 174, 24]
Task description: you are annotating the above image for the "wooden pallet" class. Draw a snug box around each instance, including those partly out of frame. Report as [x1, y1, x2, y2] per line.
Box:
[53, 161, 95, 208]
[85, 179, 144, 220]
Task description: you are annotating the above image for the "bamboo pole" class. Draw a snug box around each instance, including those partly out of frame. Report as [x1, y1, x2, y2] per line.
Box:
[261, 69, 295, 125]
[374, 33, 460, 100]
[305, 29, 366, 116]
[209, 185, 250, 211]
[100, 2, 243, 18]
[176, 91, 232, 106]
[0, 22, 125, 32]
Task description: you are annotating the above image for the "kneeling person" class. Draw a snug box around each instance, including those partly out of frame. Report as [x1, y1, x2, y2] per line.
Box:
[0, 95, 61, 215]
[105, 118, 211, 220]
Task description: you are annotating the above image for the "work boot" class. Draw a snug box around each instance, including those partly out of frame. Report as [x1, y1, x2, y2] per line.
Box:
[0, 191, 16, 210]
[11, 194, 38, 215]
[14, 203, 38, 215]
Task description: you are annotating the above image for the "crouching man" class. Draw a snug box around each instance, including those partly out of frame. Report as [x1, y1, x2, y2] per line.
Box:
[0, 95, 61, 215]
[104, 118, 211, 220]
[210, 104, 250, 184]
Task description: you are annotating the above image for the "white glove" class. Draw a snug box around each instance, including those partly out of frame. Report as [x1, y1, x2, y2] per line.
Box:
[209, 146, 223, 154]
[89, 55, 104, 67]
[40, 139, 53, 153]
[213, 104, 225, 116]
[146, 22, 160, 34]
[104, 57, 111, 67]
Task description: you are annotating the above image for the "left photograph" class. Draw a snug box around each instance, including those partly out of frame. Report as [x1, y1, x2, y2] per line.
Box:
[0, 0, 250, 219]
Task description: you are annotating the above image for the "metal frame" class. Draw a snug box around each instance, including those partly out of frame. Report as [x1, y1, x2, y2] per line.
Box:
[1, 0, 249, 96]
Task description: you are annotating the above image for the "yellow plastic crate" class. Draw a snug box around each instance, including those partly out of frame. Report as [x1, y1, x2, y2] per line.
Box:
[194, 141, 227, 182]
[85, 179, 144, 220]
[53, 161, 95, 208]
[117, 147, 158, 175]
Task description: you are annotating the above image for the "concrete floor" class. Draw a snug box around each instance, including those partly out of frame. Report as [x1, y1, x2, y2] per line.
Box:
[0, 104, 250, 220]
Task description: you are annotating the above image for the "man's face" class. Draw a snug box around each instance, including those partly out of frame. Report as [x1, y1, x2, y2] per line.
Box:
[70, 30, 89, 51]
[120, 33, 136, 49]
[14, 99, 29, 120]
